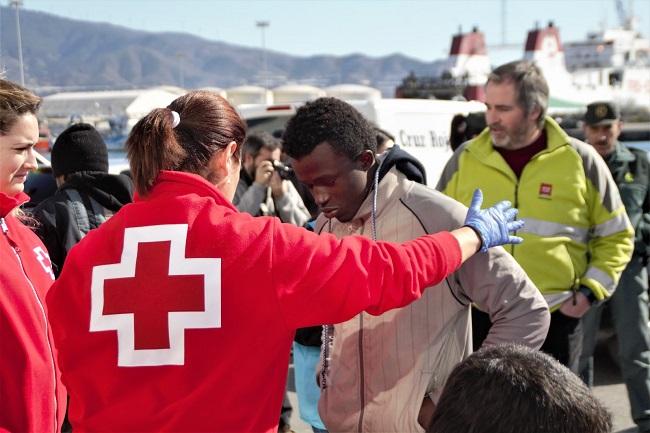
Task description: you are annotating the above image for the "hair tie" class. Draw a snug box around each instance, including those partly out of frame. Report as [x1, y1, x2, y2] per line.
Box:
[171, 110, 181, 128]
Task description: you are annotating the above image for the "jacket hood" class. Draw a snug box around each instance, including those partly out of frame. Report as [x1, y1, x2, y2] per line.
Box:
[376, 145, 427, 186]
[60, 172, 133, 212]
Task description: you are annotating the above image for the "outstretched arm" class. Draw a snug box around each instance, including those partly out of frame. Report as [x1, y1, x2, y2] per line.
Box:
[271, 189, 524, 329]
[455, 247, 550, 349]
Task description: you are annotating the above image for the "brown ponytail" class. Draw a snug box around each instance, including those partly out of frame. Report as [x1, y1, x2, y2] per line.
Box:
[126, 91, 246, 196]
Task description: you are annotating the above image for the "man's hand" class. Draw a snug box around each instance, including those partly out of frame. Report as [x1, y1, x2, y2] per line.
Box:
[254, 159, 275, 186]
[270, 172, 287, 199]
[559, 292, 591, 318]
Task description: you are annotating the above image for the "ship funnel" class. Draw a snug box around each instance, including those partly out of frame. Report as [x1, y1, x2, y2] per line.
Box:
[524, 21, 571, 90]
[450, 27, 487, 56]
[443, 27, 491, 89]
[525, 21, 564, 55]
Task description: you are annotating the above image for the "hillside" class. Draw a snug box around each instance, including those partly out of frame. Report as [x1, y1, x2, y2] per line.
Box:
[0, 7, 437, 95]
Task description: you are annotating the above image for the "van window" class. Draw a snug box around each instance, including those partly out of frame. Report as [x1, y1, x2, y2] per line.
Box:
[246, 116, 291, 135]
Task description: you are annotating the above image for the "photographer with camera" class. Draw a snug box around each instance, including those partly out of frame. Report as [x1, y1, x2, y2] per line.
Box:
[234, 131, 310, 227]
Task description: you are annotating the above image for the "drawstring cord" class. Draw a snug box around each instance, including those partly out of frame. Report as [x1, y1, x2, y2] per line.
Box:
[370, 157, 383, 242]
[320, 157, 383, 390]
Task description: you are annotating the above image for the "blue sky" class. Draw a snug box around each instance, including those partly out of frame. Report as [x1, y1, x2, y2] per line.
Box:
[23, 0, 650, 64]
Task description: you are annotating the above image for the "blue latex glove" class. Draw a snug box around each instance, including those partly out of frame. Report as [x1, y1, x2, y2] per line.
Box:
[464, 189, 524, 252]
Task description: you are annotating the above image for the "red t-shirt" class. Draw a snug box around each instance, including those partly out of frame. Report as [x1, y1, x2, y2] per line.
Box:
[495, 130, 547, 178]
[47, 171, 460, 432]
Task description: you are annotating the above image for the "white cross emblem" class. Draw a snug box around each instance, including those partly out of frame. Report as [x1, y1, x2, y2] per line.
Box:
[89, 224, 221, 367]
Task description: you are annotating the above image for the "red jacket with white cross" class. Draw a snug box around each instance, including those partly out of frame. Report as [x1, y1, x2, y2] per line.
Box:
[0, 192, 65, 433]
[46, 170, 461, 432]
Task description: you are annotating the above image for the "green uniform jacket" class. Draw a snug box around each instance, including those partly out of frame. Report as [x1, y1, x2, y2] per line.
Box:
[606, 143, 650, 261]
[437, 116, 634, 309]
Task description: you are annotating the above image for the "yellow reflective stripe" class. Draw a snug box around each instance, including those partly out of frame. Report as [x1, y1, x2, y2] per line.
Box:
[593, 212, 631, 238]
[518, 218, 589, 243]
[584, 266, 615, 291]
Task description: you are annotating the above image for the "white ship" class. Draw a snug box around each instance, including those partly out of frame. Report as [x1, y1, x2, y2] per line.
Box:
[528, 17, 650, 108]
[397, 2, 650, 110]
[562, 10, 650, 108]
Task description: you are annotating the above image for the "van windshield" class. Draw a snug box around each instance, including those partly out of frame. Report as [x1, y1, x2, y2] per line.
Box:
[245, 115, 290, 135]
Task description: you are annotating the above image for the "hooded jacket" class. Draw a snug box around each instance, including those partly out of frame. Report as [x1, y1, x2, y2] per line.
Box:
[45, 170, 465, 432]
[0, 192, 66, 433]
[317, 146, 549, 432]
[31, 171, 133, 276]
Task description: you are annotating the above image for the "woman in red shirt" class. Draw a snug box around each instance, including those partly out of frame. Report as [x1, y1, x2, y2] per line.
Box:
[0, 79, 66, 432]
[47, 90, 521, 432]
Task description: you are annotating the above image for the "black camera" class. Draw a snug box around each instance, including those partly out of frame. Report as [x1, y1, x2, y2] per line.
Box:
[270, 160, 293, 180]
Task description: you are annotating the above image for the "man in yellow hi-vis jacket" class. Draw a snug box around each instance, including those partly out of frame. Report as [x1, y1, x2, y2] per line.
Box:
[437, 60, 634, 373]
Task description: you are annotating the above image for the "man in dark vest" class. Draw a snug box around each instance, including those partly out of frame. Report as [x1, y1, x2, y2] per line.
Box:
[579, 101, 650, 433]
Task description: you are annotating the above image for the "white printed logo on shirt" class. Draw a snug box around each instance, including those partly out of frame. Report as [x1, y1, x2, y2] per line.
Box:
[33, 246, 55, 281]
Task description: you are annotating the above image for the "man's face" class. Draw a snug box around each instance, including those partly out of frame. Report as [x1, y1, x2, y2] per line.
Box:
[246, 147, 281, 176]
[485, 81, 541, 150]
[584, 121, 621, 158]
[292, 141, 370, 223]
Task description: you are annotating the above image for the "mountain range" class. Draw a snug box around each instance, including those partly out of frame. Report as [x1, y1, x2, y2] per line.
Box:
[0, 6, 439, 95]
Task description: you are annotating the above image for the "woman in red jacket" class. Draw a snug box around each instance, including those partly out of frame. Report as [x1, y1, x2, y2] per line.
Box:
[46, 90, 522, 432]
[0, 79, 66, 432]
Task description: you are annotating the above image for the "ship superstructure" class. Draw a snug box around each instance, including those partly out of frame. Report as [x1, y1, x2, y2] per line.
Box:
[396, 8, 650, 109]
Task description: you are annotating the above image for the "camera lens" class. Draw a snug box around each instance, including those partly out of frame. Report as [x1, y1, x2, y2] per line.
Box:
[271, 160, 293, 179]
[272, 160, 292, 173]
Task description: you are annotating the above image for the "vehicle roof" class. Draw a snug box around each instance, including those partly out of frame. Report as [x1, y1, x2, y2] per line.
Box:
[236, 98, 486, 120]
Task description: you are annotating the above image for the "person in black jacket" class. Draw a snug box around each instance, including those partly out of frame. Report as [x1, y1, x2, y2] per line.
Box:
[31, 123, 133, 277]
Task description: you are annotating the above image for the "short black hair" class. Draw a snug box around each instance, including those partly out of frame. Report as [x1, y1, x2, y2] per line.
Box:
[374, 125, 395, 153]
[449, 114, 468, 151]
[243, 131, 281, 159]
[282, 97, 376, 160]
[428, 344, 612, 433]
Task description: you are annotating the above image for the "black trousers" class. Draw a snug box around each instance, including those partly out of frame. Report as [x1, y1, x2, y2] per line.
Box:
[472, 307, 583, 373]
[278, 385, 293, 432]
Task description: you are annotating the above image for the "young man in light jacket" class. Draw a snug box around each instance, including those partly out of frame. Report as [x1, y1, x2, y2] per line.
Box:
[283, 97, 550, 432]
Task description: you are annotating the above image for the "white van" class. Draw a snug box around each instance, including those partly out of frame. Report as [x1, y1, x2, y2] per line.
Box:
[237, 98, 485, 185]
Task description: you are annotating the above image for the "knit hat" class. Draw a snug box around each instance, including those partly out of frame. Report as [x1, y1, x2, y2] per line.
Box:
[51, 123, 109, 177]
